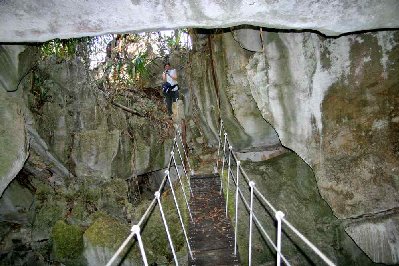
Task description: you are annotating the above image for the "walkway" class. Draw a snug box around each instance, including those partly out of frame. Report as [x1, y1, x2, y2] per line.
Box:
[188, 174, 240, 266]
[106, 125, 336, 266]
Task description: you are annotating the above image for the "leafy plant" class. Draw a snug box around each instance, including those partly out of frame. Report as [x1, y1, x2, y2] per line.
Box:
[30, 71, 52, 113]
[40, 37, 93, 61]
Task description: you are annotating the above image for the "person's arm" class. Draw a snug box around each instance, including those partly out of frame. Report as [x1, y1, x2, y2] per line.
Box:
[162, 71, 167, 81]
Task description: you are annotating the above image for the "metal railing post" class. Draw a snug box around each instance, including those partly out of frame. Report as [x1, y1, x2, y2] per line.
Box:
[171, 151, 193, 221]
[131, 225, 149, 266]
[220, 132, 227, 193]
[249, 181, 255, 266]
[177, 130, 193, 175]
[155, 191, 179, 266]
[107, 126, 338, 266]
[174, 137, 193, 197]
[276, 211, 285, 266]
[225, 146, 232, 217]
[234, 160, 241, 256]
[175, 137, 188, 179]
[166, 170, 194, 260]
[215, 119, 223, 172]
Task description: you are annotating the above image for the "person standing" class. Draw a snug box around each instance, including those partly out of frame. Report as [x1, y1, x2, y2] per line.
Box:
[162, 63, 179, 116]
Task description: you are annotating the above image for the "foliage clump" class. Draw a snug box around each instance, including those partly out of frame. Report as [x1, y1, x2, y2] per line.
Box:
[40, 37, 92, 61]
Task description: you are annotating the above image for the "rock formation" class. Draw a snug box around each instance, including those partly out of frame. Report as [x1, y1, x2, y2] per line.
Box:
[0, 1, 398, 264]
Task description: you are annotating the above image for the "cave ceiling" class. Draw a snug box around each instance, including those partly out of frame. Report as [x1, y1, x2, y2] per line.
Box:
[0, 0, 399, 42]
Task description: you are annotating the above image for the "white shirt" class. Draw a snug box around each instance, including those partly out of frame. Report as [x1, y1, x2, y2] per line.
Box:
[166, 69, 178, 91]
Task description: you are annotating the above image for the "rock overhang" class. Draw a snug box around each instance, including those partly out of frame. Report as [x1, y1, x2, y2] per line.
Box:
[1, 0, 399, 43]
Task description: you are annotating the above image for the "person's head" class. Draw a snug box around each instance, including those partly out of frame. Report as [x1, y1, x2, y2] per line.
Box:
[164, 63, 171, 71]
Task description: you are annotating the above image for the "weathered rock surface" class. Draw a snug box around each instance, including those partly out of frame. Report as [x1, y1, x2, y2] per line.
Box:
[1, 14, 398, 264]
[83, 215, 134, 266]
[1, 0, 399, 42]
[83, 187, 188, 266]
[236, 152, 374, 265]
[235, 145, 287, 161]
[0, 90, 28, 196]
[72, 128, 120, 179]
[345, 213, 399, 264]
[0, 44, 180, 265]
[26, 58, 172, 180]
[189, 28, 399, 264]
[0, 178, 34, 224]
[188, 32, 280, 151]
[0, 46, 28, 196]
[245, 31, 399, 223]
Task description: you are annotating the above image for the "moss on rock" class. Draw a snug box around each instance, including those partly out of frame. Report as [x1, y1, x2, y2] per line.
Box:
[33, 200, 66, 241]
[52, 220, 84, 261]
[97, 178, 134, 220]
[84, 214, 130, 250]
[137, 187, 187, 264]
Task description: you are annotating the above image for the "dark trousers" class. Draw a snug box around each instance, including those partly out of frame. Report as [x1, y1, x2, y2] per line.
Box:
[164, 90, 179, 115]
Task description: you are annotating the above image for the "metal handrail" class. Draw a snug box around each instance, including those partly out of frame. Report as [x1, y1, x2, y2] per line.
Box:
[106, 130, 193, 266]
[107, 118, 336, 266]
[215, 119, 336, 266]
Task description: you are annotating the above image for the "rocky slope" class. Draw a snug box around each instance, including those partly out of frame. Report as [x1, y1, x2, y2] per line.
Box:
[0, 45, 186, 265]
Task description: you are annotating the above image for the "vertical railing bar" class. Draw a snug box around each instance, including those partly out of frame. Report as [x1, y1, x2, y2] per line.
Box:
[234, 160, 241, 256]
[225, 146, 232, 217]
[166, 170, 194, 260]
[252, 213, 292, 266]
[174, 137, 193, 197]
[220, 132, 227, 193]
[249, 181, 255, 266]
[131, 225, 149, 266]
[154, 191, 179, 266]
[215, 119, 223, 172]
[177, 130, 193, 175]
[177, 131, 194, 192]
[276, 211, 285, 266]
[175, 138, 188, 179]
[172, 152, 193, 222]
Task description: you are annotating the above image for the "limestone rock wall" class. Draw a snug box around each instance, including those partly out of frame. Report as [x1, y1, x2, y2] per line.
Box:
[189, 28, 399, 264]
[245, 31, 399, 223]
[25, 57, 171, 179]
[345, 214, 399, 264]
[0, 46, 28, 196]
[246, 30, 399, 264]
[0, 45, 177, 265]
[187, 32, 280, 151]
[235, 152, 374, 265]
[1, 0, 399, 42]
